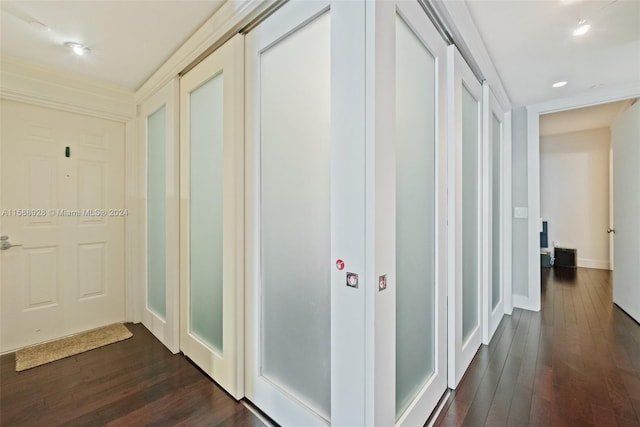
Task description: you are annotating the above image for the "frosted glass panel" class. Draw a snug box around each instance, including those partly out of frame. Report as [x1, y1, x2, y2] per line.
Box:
[147, 106, 166, 319]
[491, 114, 501, 310]
[462, 85, 479, 342]
[395, 16, 437, 420]
[260, 13, 331, 419]
[189, 74, 223, 353]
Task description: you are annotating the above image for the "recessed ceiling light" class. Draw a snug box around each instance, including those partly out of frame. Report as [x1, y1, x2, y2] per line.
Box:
[29, 21, 51, 32]
[573, 21, 591, 36]
[64, 42, 90, 56]
[552, 81, 568, 88]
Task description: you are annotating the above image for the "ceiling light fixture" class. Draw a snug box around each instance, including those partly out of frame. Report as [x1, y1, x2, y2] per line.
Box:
[552, 81, 568, 88]
[64, 42, 90, 56]
[572, 19, 591, 36]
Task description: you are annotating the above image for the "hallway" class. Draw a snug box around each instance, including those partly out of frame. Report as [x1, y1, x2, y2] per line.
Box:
[436, 267, 640, 426]
[1, 267, 639, 426]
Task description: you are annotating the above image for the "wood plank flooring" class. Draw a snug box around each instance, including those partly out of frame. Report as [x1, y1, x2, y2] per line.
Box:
[0, 323, 267, 427]
[435, 267, 640, 426]
[1, 267, 638, 426]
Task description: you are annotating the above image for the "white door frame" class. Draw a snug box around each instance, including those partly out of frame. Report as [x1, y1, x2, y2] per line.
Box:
[447, 45, 484, 389]
[138, 78, 180, 353]
[523, 84, 640, 312]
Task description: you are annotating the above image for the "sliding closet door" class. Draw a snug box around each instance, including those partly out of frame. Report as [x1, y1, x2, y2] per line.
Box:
[140, 79, 179, 353]
[394, 2, 448, 425]
[245, 1, 365, 425]
[179, 34, 244, 399]
[482, 84, 506, 344]
[448, 45, 483, 388]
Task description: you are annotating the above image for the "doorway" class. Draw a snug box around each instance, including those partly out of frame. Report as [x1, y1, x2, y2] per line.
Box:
[528, 92, 640, 322]
[0, 100, 126, 353]
[539, 101, 629, 272]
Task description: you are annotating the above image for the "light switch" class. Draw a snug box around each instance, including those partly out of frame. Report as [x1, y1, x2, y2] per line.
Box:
[514, 207, 528, 219]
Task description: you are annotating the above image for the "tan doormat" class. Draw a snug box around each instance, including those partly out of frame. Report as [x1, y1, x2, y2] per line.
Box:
[15, 323, 132, 371]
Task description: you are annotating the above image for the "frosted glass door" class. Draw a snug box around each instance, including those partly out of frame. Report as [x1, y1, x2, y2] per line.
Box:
[482, 86, 506, 345]
[147, 106, 166, 320]
[245, 1, 366, 425]
[260, 12, 331, 417]
[189, 75, 224, 352]
[140, 79, 179, 354]
[448, 46, 483, 389]
[462, 85, 480, 344]
[491, 112, 502, 312]
[179, 34, 244, 399]
[394, 2, 448, 425]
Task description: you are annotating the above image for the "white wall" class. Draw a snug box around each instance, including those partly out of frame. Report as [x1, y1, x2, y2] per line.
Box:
[540, 127, 611, 269]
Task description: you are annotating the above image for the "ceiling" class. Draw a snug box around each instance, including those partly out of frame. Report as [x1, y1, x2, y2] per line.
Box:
[466, 0, 640, 107]
[539, 99, 632, 136]
[1, 0, 638, 104]
[0, 1, 224, 90]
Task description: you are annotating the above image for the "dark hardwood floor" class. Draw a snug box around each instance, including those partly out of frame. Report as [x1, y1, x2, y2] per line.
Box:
[2, 267, 639, 426]
[0, 323, 267, 427]
[435, 267, 640, 427]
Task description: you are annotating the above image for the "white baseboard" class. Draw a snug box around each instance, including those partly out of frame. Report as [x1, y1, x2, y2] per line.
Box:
[512, 294, 540, 312]
[577, 258, 610, 270]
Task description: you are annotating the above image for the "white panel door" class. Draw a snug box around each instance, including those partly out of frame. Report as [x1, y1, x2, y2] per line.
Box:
[447, 46, 484, 388]
[482, 84, 506, 344]
[139, 79, 179, 353]
[245, 1, 366, 425]
[612, 101, 640, 322]
[393, 1, 448, 425]
[0, 100, 125, 353]
[179, 34, 244, 399]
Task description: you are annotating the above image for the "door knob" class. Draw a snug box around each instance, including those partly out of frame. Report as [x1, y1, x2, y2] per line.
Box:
[0, 235, 22, 250]
[607, 228, 616, 234]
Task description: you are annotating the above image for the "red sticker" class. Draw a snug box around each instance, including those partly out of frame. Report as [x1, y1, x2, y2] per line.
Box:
[336, 259, 345, 271]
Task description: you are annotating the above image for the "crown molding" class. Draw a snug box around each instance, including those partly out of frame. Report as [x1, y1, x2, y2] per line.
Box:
[431, 0, 512, 111]
[135, 0, 278, 105]
[0, 56, 135, 122]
